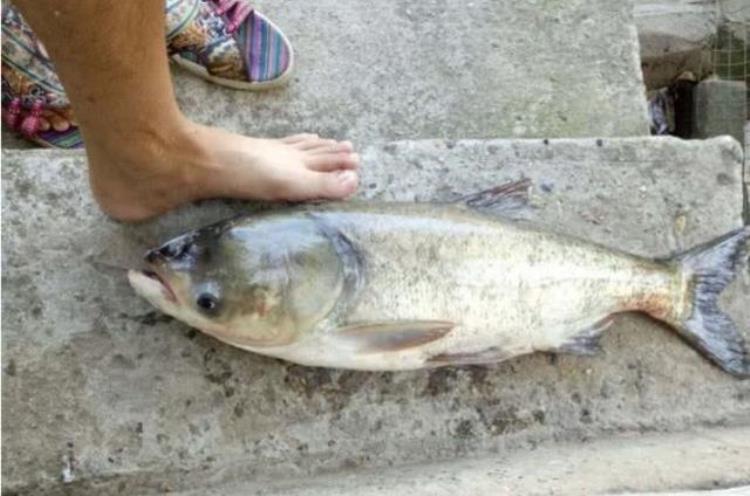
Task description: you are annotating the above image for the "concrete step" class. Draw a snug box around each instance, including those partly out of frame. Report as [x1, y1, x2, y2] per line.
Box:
[2, 136, 748, 495]
[172, 427, 750, 496]
[1, 0, 649, 149]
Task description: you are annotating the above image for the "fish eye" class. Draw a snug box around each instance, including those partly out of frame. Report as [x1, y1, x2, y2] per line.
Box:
[196, 293, 220, 314]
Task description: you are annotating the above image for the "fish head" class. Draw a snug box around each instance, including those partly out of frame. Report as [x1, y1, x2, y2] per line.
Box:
[128, 214, 350, 348]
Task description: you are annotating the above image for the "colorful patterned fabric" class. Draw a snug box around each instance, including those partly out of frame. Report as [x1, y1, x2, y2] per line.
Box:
[2, 4, 83, 148]
[170, 0, 293, 85]
[166, 0, 202, 41]
[169, 0, 246, 80]
[1, 5, 68, 107]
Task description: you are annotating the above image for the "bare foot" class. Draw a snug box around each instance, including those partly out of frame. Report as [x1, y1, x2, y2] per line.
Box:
[87, 119, 360, 222]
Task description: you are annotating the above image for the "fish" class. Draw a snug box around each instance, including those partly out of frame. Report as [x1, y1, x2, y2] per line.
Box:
[128, 179, 750, 376]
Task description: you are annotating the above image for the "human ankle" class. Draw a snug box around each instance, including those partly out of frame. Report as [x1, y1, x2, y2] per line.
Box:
[86, 117, 208, 214]
[88, 115, 202, 175]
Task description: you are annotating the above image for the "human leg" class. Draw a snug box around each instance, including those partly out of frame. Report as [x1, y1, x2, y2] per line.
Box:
[11, 0, 359, 221]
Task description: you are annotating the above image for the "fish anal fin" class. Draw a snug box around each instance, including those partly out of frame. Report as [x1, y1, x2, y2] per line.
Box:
[557, 317, 614, 356]
[426, 347, 511, 366]
[338, 320, 454, 353]
[457, 178, 532, 219]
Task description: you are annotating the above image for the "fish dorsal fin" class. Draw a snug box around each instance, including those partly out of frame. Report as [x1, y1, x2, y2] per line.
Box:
[337, 320, 454, 353]
[457, 178, 531, 211]
[456, 178, 532, 219]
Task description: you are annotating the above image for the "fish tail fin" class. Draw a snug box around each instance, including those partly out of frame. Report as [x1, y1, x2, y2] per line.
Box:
[669, 226, 750, 377]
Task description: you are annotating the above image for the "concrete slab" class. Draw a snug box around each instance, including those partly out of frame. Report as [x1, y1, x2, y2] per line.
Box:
[174, 427, 750, 496]
[633, 487, 750, 496]
[634, 0, 718, 53]
[1, 0, 649, 151]
[173, 0, 649, 143]
[2, 136, 748, 495]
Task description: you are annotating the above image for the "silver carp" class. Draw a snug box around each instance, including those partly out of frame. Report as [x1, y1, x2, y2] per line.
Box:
[128, 180, 750, 376]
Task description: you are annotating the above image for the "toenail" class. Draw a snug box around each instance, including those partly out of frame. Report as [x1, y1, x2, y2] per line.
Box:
[336, 170, 358, 186]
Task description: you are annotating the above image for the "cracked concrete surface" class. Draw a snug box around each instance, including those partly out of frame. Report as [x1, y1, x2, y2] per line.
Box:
[176, 427, 750, 496]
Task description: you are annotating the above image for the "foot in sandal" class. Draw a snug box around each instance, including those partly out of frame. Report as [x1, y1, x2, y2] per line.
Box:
[2, 0, 294, 148]
[168, 0, 294, 90]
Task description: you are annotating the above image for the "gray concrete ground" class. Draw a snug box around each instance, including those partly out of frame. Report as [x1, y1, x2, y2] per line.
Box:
[2, 136, 748, 495]
[634, 488, 750, 496]
[173, 0, 649, 142]
[175, 427, 750, 496]
[1, 0, 649, 149]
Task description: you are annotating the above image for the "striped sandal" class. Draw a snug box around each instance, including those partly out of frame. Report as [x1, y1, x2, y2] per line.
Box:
[168, 0, 294, 90]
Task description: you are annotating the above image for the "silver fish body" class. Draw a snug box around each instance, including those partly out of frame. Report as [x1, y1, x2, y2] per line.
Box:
[129, 183, 750, 376]
[259, 205, 678, 369]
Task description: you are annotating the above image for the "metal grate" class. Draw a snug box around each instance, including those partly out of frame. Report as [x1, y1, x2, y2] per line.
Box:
[712, 2, 749, 117]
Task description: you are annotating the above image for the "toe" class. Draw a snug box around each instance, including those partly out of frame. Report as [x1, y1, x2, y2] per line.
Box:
[40, 110, 55, 131]
[52, 117, 70, 132]
[308, 169, 359, 200]
[280, 169, 358, 201]
[295, 138, 337, 151]
[306, 152, 360, 172]
[324, 169, 359, 198]
[46, 112, 70, 132]
[281, 133, 318, 144]
[60, 108, 77, 126]
[308, 141, 354, 155]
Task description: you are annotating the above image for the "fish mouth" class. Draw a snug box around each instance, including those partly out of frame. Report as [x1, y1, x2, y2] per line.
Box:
[141, 269, 178, 303]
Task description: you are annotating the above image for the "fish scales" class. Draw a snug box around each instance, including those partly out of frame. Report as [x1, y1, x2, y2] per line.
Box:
[269, 206, 679, 369]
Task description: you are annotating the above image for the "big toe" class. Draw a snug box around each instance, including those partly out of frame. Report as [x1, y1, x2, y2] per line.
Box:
[297, 169, 358, 200]
[48, 113, 71, 132]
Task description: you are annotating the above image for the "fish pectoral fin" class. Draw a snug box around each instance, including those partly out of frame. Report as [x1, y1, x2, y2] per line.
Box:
[557, 317, 614, 356]
[337, 320, 454, 353]
[456, 178, 532, 219]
